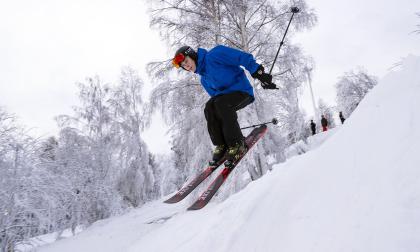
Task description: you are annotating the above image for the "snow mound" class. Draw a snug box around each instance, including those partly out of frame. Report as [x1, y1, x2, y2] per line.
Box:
[284, 127, 338, 159]
[39, 55, 420, 252]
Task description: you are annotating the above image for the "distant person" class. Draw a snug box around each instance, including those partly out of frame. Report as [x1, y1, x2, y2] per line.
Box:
[339, 111, 346, 124]
[321, 115, 328, 132]
[310, 120, 316, 135]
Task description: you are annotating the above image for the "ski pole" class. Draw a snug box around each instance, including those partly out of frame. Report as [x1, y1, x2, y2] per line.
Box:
[269, 7, 300, 75]
[241, 118, 278, 130]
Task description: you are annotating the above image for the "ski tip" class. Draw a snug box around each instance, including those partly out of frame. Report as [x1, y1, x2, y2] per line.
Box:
[164, 195, 181, 204]
[187, 199, 210, 210]
[187, 204, 204, 211]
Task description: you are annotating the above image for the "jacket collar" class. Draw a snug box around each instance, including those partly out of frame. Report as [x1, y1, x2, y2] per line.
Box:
[195, 48, 207, 75]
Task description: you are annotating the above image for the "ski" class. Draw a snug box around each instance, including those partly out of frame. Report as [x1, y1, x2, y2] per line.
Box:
[187, 125, 268, 210]
[164, 158, 226, 204]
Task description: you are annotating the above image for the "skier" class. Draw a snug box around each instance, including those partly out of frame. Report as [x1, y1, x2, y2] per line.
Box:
[172, 45, 276, 165]
[310, 120, 316, 135]
[339, 111, 346, 124]
[321, 115, 328, 132]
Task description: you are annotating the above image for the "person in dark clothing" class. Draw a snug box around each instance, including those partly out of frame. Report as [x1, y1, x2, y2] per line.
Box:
[310, 120, 316, 135]
[172, 45, 275, 164]
[321, 115, 328, 132]
[339, 111, 346, 124]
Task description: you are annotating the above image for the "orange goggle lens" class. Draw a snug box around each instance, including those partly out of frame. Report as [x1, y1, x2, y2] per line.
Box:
[172, 53, 185, 68]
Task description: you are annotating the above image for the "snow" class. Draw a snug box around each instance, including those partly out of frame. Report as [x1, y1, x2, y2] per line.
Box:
[37, 55, 420, 251]
[16, 227, 83, 251]
[284, 127, 338, 159]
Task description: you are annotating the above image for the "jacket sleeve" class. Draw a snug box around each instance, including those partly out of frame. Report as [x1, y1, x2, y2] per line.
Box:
[210, 45, 260, 75]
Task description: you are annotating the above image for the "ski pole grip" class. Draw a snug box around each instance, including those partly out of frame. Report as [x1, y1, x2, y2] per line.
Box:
[291, 7, 300, 13]
[240, 118, 279, 129]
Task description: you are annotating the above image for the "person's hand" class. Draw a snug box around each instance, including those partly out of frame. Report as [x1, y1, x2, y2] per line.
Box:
[251, 65, 277, 89]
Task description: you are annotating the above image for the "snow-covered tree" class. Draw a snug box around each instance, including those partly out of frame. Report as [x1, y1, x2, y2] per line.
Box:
[0, 108, 71, 251]
[55, 76, 123, 227]
[147, 0, 317, 192]
[0, 108, 27, 251]
[335, 68, 378, 118]
[52, 127, 101, 232]
[39, 136, 58, 161]
[110, 66, 158, 207]
[50, 70, 157, 231]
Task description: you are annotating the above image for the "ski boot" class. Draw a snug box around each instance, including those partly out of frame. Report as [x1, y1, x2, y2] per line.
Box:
[209, 144, 227, 167]
[225, 139, 248, 168]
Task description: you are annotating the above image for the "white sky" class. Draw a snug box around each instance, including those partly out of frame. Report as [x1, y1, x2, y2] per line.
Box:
[1, 0, 419, 153]
[296, 0, 420, 116]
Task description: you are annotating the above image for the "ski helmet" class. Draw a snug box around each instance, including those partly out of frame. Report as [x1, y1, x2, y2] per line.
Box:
[172, 46, 197, 69]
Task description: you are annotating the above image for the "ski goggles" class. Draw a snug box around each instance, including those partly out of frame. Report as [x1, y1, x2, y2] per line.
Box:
[172, 53, 185, 69]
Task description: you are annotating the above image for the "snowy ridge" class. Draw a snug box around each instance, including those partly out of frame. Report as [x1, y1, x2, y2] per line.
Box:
[38, 55, 420, 252]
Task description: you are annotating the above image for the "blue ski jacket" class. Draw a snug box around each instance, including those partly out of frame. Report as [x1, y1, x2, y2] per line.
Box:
[195, 45, 259, 100]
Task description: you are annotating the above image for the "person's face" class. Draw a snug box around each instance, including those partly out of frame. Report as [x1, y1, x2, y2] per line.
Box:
[181, 56, 196, 72]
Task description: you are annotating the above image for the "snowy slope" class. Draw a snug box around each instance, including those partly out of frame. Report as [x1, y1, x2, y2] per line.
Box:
[284, 127, 338, 158]
[38, 55, 420, 252]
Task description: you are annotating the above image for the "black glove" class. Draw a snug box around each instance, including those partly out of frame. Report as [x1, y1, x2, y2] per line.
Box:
[251, 65, 277, 89]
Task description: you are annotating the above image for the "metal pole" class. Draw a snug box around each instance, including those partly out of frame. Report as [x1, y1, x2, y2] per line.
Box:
[241, 118, 278, 130]
[269, 7, 300, 75]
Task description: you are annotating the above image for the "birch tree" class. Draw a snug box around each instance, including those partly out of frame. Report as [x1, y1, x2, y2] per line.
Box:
[55, 76, 122, 225]
[110, 66, 158, 207]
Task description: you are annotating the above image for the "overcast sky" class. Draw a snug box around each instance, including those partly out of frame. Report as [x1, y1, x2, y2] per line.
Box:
[1, 0, 419, 153]
[296, 0, 420, 117]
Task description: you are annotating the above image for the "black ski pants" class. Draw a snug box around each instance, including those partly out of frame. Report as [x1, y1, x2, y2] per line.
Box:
[204, 91, 253, 147]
